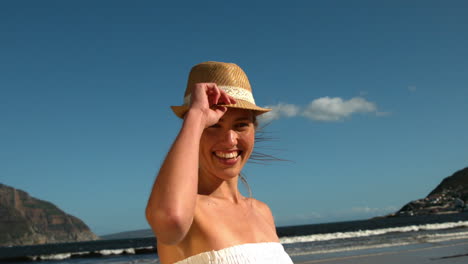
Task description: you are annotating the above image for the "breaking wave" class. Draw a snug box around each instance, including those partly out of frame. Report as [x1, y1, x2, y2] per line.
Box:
[280, 221, 468, 244]
[27, 247, 153, 261]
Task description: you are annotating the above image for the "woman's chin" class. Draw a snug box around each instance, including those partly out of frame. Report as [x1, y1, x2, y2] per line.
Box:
[201, 156, 247, 180]
[218, 169, 242, 180]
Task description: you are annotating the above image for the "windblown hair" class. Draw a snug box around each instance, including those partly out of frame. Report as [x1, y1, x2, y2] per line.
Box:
[240, 115, 287, 197]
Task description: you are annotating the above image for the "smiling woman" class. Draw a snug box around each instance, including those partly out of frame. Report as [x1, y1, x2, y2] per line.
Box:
[145, 62, 294, 264]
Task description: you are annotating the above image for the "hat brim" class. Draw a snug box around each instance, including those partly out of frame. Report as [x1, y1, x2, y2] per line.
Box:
[171, 99, 271, 119]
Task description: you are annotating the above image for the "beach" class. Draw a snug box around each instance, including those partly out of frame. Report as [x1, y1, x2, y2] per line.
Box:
[294, 238, 468, 264]
[2, 215, 467, 264]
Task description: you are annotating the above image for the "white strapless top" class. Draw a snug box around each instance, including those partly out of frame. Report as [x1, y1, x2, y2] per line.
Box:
[173, 242, 294, 264]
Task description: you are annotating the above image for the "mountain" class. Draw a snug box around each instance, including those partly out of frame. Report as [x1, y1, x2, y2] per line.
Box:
[0, 183, 99, 246]
[428, 167, 468, 197]
[392, 167, 468, 217]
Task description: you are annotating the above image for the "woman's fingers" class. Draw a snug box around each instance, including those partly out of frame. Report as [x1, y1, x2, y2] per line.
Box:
[201, 83, 219, 107]
[210, 86, 221, 107]
[215, 105, 227, 114]
[218, 89, 236, 105]
[227, 95, 236, 105]
[191, 82, 237, 110]
[188, 83, 238, 128]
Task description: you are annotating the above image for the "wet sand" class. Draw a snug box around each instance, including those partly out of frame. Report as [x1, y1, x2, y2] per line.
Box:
[293, 238, 468, 264]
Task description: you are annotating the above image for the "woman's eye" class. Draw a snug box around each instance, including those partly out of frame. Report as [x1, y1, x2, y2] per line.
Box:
[236, 123, 250, 128]
[209, 124, 221, 128]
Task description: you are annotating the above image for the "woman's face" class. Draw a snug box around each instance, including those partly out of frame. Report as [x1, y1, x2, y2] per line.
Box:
[199, 108, 255, 180]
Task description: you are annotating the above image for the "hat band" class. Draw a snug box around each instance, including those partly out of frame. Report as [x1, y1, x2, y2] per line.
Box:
[183, 86, 256, 106]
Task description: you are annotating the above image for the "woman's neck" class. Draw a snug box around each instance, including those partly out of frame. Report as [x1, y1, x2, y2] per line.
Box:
[197, 173, 242, 203]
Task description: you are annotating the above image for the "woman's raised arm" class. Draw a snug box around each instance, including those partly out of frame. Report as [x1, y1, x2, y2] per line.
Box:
[145, 83, 235, 245]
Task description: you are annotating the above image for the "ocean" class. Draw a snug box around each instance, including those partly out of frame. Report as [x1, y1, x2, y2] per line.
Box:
[1, 213, 467, 264]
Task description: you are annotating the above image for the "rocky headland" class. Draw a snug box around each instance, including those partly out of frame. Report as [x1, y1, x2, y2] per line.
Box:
[389, 167, 468, 217]
[0, 183, 98, 247]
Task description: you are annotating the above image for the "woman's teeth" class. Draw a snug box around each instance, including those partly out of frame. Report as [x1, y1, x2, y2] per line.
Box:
[214, 151, 240, 159]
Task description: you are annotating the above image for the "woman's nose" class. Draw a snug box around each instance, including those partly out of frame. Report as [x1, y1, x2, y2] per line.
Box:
[223, 130, 238, 146]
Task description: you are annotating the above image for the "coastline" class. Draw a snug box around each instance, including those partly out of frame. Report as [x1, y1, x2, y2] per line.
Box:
[1, 213, 467, 263]
[294, 237, 468, 264]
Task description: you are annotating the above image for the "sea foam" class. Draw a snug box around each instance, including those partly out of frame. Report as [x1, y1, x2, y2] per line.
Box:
[280, 220, 468, 244]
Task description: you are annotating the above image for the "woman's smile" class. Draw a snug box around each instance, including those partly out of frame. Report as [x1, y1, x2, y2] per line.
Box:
[213, 150, 243, 166]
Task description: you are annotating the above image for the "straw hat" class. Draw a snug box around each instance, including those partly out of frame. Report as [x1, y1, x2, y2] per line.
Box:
[171, 61, 271, 118]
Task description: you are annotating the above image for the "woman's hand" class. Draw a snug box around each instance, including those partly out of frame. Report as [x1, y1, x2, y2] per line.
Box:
[187, 83, 236, 128]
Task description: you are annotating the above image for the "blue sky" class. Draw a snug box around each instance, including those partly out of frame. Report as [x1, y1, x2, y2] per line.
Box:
[1, 1, 467, 235]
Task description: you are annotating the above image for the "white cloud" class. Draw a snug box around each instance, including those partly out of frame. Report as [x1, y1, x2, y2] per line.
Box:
[348, 206, 398, 214]
[376, 111, 391, 117]
[259, 97, 382, 123]
[327, 206, 398, 221]
[275, 212, 323, 226]
[408, 85, 417, 92]
[276, 206, 398, 226]
[302, 97, 377, 121]
[259, 103, 300, 123]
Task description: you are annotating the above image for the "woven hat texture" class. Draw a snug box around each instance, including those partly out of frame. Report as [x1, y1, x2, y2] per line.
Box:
[171, 61, 271, 118]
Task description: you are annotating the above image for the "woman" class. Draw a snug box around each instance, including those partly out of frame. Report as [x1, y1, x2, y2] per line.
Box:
[146, 61, 293, 264]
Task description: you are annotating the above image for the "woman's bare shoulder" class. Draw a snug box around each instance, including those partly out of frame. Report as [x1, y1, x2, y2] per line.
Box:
[247, 198, 276, 226]
[249, 197, 270, 209]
